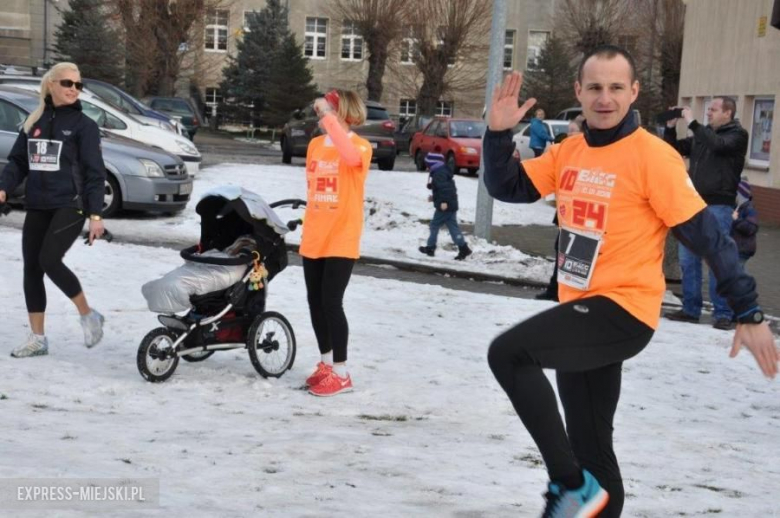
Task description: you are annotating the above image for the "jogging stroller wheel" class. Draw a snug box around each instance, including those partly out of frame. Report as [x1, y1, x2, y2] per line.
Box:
[246, 311, 296, 378]
[137, 327, 180, 382]
[182, 350, 215, 362]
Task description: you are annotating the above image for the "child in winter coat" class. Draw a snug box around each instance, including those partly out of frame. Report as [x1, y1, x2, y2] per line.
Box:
[418, 153, 472, 260]
[731, 179, 759, 267]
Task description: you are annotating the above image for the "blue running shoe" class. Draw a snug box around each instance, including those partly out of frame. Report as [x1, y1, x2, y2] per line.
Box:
[541, 470, 609, 518]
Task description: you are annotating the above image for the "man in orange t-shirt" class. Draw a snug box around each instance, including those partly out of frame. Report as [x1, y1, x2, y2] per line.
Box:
[300, 90, 372, 398]
[483, 46, 777, 517]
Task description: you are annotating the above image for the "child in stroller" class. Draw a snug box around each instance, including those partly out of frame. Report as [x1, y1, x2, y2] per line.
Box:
[136, 186, 305, 382]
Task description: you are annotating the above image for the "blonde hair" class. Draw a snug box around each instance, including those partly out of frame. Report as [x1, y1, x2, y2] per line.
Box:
[23, 62, 81, 133]
[334, 89, 367, 126]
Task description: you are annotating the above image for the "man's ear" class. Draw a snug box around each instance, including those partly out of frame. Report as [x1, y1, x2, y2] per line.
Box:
[574, 81, 582, 103]
[631, 80, 640, 103]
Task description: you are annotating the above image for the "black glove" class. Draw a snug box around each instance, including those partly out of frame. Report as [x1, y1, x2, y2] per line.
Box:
[83, 228, 114, 244]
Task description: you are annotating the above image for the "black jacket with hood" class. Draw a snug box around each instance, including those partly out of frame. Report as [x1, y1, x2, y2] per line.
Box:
[663, 119, 748, 207]
[427, 163, 459, 212]
[0, 96, 105, 216]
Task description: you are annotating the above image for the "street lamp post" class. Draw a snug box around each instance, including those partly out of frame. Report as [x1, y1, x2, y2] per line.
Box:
[474, 0, 507, 241]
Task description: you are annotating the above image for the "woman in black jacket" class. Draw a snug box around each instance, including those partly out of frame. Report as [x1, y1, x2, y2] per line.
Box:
[0, 62, 107, 358]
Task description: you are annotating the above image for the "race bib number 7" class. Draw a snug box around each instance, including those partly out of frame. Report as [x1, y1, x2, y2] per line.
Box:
[557, 227, 603, 291]
[28, 139, 63, 171]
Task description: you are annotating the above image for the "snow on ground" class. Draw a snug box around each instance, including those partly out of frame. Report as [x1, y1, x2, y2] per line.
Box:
[1, 162, 557, 284]
[1, 226, 778, 517]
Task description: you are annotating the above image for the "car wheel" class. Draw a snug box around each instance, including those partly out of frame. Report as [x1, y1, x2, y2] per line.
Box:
[467, 168, 479, 176]
[102, 174, 121, 218]
[414, 150, 426, 171]
[378, 156, 395, 171]
[446, 152, 460, 175]
[281, 136, 292, 164]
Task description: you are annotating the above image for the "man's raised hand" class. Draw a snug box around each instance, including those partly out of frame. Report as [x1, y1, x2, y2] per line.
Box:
[488, 71, 537, 132]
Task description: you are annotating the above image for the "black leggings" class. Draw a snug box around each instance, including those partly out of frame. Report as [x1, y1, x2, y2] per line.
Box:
[302, 257, 355, 363]
[487, 296, 654, 517]
[22, 208, 85, 313]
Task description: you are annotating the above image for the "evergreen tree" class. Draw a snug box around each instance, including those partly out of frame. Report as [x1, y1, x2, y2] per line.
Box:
[219, 0, 289, 126]
[522, 35, 577, 119]
[265, 33, 318, 129]
[53, 0, 123, 84]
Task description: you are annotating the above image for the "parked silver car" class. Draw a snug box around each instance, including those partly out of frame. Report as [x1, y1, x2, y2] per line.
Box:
[0, 87, 192, 217]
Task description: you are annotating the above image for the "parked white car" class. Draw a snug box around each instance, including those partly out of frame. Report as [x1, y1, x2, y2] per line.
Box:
[512, 120, 570, 160]
[10, 84, 202, 175]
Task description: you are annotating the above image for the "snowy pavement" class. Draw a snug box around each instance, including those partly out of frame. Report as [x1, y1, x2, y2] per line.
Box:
[0, 163, 778, 517]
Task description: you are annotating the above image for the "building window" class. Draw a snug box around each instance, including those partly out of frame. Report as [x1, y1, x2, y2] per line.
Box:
[526, 30, 550, 70]
[436, 101, 453, 117]
[243, 10, 260, 32]
[750, 97, 774, 165]
[400, 28, 417, 65]
[399, 99, 417, 116]
[504, 30, 515, 70]
[341, 21, 363, 61]
[437, 27, 456, 66]
[305, 17, 328, 59]
[205, 87, 222, 117]
[205, 9, 229, 52]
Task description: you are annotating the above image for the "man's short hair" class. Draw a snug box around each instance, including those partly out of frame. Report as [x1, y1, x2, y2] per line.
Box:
[715, 96, 737, 120]
[577, 44, 637, 84]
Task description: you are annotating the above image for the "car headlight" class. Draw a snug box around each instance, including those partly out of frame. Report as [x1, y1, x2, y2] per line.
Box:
[138, 159, 165, 177]
[459, 146, 479, 155]
[176, 138, 198, 155]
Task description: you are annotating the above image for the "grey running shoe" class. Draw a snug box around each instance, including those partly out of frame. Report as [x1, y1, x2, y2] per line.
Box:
[81, 310, 105, 348]
[11, 334, 49, 358]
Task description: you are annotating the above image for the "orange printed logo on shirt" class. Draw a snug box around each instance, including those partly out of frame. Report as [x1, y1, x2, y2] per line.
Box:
[523, 130, 706, 329]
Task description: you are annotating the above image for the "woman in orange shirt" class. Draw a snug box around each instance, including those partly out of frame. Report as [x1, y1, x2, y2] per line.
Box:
[300, 90, 372, 397]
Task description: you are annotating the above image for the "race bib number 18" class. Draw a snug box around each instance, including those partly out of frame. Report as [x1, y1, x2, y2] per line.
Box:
[28, 139, 63, 171]
[557, 227, 603, 291]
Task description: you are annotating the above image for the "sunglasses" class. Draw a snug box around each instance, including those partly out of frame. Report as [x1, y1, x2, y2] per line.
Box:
[58, 79, 84, 91]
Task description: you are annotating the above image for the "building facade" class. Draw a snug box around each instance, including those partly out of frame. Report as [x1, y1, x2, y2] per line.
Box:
[678, 0, 779, 223]
[0, 0, 62, 72]
[186, 0, 556, 122]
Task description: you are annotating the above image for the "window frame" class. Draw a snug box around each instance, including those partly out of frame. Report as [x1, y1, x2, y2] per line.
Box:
[340, 20, 363, 61]
[748, 96, 774, 168]
[0, 99, 27, 133]
[504, 30, 515, 70]
[304, 17, 328, 60]
[205, 8, 229, 53]
[435, 101, 454, 117]
[399, 99, 417, 117]
[526, 30, 550, 70]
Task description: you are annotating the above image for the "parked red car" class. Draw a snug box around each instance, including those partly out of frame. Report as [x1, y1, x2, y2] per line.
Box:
[410, 117, 486, 175]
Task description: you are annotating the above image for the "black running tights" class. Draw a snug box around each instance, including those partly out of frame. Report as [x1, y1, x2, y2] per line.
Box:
[487, 296, 654, 517]
[22, 208, 85, 313]
[302, 257, 355, 363]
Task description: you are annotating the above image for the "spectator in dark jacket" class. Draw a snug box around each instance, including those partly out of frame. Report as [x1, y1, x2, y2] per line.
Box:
[662, 98, 749, 330]
[529, 109, 554, 157]
[0, 62, 107, 358]
[418, 153, 472, 260]
[731, 179, 758, 266]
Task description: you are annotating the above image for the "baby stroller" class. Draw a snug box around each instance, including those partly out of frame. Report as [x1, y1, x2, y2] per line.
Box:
[136, 186, 305, 383]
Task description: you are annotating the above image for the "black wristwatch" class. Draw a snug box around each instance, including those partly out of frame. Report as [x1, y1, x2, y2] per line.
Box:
[737, 309, 765, 325]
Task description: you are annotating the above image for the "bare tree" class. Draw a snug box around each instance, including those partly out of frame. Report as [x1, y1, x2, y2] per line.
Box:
[392, 0, 490, 117]
[327, 0, 409, 101]
[632, 0, 686, 121]
[108, 0, 231, 97]
[555, 0, 631, 55]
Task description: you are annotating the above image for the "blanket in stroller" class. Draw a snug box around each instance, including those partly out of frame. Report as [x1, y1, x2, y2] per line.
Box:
[142, 236, 255, 314]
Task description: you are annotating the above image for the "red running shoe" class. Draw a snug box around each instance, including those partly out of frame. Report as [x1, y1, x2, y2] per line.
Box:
[309, 371, 353, 397]
[305, 362, 333, 387]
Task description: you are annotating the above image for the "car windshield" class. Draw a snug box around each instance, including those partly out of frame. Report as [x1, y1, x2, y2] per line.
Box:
[449, 120, 485, 138]
[154, 99, 193, 115]
[366, 106, 390, 120]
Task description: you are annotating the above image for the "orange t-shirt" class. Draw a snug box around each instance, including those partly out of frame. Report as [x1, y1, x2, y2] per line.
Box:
[299, 133, 372, 259]
[523, 128, 706, 329]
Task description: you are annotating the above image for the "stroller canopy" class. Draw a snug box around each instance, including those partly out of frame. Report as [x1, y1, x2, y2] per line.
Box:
[196, 186, 290, 280]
